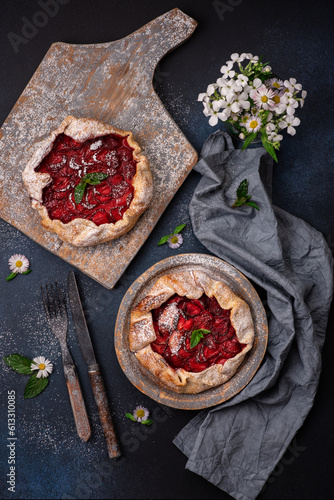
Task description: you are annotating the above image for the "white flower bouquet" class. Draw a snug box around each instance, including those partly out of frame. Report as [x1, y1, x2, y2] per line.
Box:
[198, 53, 307, 162]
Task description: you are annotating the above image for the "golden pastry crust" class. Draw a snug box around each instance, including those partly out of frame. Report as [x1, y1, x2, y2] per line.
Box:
[129, 270, 254, 394]
[22, 116, 153, 247]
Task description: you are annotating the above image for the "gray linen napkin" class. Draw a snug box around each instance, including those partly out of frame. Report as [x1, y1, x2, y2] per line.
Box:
[173, 131, 334, 500]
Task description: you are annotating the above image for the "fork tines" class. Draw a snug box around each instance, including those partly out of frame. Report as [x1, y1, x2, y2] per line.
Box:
[41, 282, 66, 319]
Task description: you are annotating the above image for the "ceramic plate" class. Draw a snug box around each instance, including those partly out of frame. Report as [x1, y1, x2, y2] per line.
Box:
[114, 253, 268, 410]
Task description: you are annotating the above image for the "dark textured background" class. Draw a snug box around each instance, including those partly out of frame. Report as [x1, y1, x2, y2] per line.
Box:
[0, 1, 333, 499]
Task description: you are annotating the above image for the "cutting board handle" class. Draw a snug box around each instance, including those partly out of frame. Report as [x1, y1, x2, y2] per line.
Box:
[129, 8, 197, 70]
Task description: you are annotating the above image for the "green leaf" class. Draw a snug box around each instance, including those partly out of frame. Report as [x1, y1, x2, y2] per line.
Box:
[6, 272, 17, 282]
[74, 182, 86, 204]
[83, 172, 109, 185]
[245, 200, 260, 211]
[74, 173, 109, 204]
[232, 196, 251, 208]
[4, 353, 34, 374]
[232, 179, 260, 211]
[125, 413, 136, 421]
[241, 132, 257, 151]
[157, 234, 171, 246]
[236, 179, 248, 199]
[190, 329, 211, 349]
[261, 135, 278, 162]
[22, 269, 32, 275]
[173, 224, 186, 234]
[24, 373, 49, 399]
[141, 419, 153, 426]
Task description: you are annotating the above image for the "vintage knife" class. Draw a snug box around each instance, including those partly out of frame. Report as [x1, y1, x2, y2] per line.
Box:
[67, 271, 121, 459]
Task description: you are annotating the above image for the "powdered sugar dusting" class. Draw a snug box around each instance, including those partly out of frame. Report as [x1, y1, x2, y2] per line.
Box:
[90, 139, 102, 150]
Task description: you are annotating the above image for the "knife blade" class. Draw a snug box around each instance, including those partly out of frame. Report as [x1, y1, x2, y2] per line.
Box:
[67, 271, 121, 459]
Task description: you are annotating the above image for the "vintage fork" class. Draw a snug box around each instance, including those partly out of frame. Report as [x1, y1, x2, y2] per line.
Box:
[41, 282, 91, 442]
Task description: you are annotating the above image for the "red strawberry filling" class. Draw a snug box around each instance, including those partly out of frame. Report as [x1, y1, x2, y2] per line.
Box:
[151, 294, 245, 373]
[36, 133, 137, 225]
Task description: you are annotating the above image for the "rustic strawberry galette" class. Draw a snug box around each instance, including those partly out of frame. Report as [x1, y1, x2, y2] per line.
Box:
[22, 116, 152, 247]
[129, 270, 254, 394]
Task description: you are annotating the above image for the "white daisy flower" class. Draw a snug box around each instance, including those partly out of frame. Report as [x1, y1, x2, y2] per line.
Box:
[245, 115, 262, 134]
[8, 254, 30, 274]
[278, 116, 301, 135]
[220, 61, 235, 79]
[240, 113, 251, 125]
[267, 77, 284, 90]
[252, 86, 276, 110]
[31, 356, 53, 378]
[168, 233, 183, 249]
[133, 406, 149, 423]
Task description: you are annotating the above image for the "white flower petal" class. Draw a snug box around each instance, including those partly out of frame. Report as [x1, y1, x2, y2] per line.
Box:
[287, 126, 296, 135]
[209, 115, 218, 126]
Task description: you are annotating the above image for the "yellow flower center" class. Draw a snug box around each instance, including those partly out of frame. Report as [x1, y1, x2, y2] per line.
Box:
[250, 120, 259, 129]
[273, 82, 280, 88]
[15, 260, 23, 267]
[136, 409, 145, 418]
[242, 115, 249, 124]
[261, 96, 268, 103]
[273, 95, 280, 104]
[39, 363, 45, 370]
[170, 236, 178, 244]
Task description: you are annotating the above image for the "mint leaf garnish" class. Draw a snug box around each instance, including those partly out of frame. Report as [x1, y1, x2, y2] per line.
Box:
[190, 329, 211, 349]
[4, 354, 34, 375]
[24, 373, 49, 399]
[232, 179, 260, 211]
[74, 172, 109, 204]
[83, 172, 109, 185]
[74, 183, 86, 204]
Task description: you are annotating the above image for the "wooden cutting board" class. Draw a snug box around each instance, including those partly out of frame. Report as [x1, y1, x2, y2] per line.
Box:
[0, 8, 198, 288]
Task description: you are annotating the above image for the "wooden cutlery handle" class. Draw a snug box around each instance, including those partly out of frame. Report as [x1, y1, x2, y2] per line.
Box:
[89, 370, 121, 459]
[65, 365, 91, 442]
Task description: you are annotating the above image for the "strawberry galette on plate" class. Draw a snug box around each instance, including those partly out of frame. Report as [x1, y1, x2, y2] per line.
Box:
[129, 269, 254, 394]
